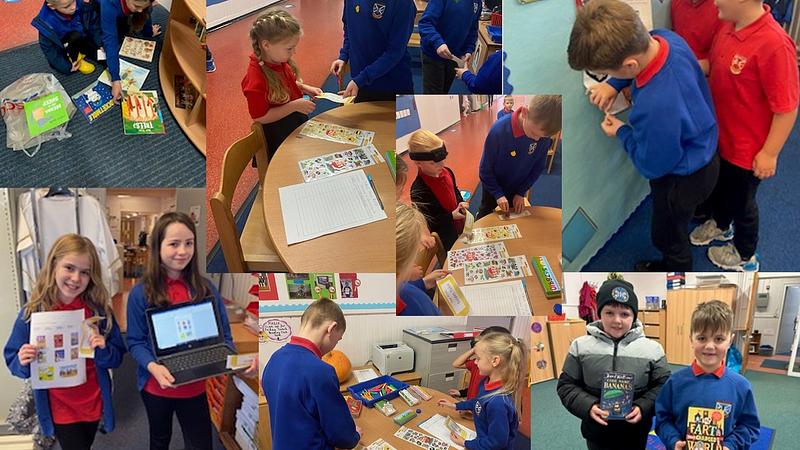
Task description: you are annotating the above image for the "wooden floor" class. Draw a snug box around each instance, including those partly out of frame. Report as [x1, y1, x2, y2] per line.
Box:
[746, 353, 794, 376]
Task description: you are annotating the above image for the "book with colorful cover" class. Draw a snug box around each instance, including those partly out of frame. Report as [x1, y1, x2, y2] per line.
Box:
[99, 59, 150, 92]
[121, 91, 165, 135]
[174, 74, 199, 109]
[24, 92, 69, 137]
[600, 371, 634, 420]
[118, 36, 156, 63]
[686, 406, 725, 450]
[72, 80, 115, 124]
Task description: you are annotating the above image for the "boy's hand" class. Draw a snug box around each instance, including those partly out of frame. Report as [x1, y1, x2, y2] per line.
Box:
[239, 357, 258, 378]
[674, 441, 687, 450]
[624, 405, 642, 424]
[455, 67, 468, 79]
[452, 205, 466, 220]
[496, 196, 509, 213]
[437, 44, 454, 60]
[601, 113, 624, 137]
[71, 60, 81, 72]
[340, 80, 359, 99]
[450, 432, 466, 446]
[112, 81, 123, 103]
[463, 53, 472, 65]
[753, 150, 778, 179]
[152, 25, 162, 37]
[147, 362, 176, 389]
[512, 194, 526, 214]
[423, 269, 450, 289]
[448, 388, 461, 397]
[588, 83, 619, 112]
[355, 425, 363, 436]
[291, 98, 316, 115]
[438, 399, 457, 409]
[589, 404, 609, 426]
[330, 59, 345, 77]
[17, 344, 37, 366]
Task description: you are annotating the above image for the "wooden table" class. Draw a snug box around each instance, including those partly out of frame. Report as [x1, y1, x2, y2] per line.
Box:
[473, 21, 501, 72]
[340, 365, 422, 394]
[262, 102, 395, 273]
[355, 387, 474, 449]
[442, 206, 563, 316]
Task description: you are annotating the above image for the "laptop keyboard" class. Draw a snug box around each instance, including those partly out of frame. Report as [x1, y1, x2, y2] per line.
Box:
[162, 346, 231, 373]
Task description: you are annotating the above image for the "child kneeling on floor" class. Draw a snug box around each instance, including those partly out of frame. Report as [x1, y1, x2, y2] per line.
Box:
[32, 0, 103, 74]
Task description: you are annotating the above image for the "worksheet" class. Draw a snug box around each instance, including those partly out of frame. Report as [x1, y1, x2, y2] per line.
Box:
[418, 414, 476, 450]
[460, 279, 532, 316]
[279, 170, 386, 244]
[30, 310, 87, 389]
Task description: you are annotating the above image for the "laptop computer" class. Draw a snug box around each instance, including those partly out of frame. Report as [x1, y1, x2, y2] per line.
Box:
[146, 298, 237, 386]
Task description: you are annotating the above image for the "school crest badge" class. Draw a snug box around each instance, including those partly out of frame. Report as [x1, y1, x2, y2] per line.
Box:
[716, 401, 733, 417]
[612, 287, 629, 302]
[730, 54, 747, 75]
[474, 401, 482, 415]
[372, 3, 386, 19]
[528, 142, 537, 155]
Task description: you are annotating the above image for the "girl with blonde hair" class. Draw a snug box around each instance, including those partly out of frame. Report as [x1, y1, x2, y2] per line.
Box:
[396, 203, 447, 315]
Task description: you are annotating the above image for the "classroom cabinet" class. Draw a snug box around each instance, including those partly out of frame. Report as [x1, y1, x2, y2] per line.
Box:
[548, 320, 588, 378]
[640, 309, 667, 348]
[402, 329, 471, 393]
[665, 287, 737, 365]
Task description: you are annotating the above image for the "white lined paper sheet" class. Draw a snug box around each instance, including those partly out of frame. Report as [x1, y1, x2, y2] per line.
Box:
[460, 279, 532, 316]
[279, 169, 387, 244]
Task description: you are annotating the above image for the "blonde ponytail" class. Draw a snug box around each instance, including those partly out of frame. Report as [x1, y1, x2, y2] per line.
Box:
[477, 332, 529, 416]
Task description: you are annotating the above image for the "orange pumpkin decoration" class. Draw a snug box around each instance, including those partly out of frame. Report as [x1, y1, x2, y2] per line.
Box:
[322, 349, 352, 383]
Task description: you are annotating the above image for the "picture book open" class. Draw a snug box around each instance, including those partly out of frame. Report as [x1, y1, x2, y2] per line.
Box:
[600, 371, 634, 419]
[99, 59, 150, 93]
[30, 310, 95, 389]
[686, 406, 725, 450]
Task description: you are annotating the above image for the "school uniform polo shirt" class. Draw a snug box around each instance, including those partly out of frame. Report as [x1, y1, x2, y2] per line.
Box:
[708, 5, 799, 170]
[241, 54, 302, 120]
[671, 0, 723, 59]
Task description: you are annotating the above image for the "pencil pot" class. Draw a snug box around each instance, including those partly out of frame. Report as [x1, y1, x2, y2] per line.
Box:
[348, 375, 409, 408]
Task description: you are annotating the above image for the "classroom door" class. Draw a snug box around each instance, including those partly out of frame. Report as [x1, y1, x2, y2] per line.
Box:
[777, 286, 800, 355]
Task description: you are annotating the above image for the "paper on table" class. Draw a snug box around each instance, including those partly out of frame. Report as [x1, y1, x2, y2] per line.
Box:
[297, 144, 379, 183]
[436, 274, 470, 316]
[315, 92, 354, 104]
[497, 209, 532, 221]
[353, 367, 379, 383]
[30, 310, 87, 389]
[460, 279, 532, 316]
[279, 169, 387, 244]
[418, 414, 476, 450]
[226, 353, 256, 369]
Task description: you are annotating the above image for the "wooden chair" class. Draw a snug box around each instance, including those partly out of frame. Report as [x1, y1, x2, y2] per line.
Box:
[210, 123, 287, 273]
[547, 130, 561, 174]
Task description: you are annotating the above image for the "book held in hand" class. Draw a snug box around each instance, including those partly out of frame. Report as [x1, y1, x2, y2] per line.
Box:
[686, 406, 724, 450]
[600, 371, 634, 420]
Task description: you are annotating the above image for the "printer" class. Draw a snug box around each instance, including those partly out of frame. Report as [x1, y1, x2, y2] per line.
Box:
[371, 342, 414, 375]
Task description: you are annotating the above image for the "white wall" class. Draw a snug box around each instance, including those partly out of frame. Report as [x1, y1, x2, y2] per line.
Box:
[207, 0, 281, 29]
[175, 188, 207, 277]
[563, 272, 668, 318]
[396, 95, 461, 153]
[752, 276, 800, 349]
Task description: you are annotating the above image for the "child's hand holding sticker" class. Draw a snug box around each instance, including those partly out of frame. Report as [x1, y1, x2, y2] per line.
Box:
[601, 113, 624, 137]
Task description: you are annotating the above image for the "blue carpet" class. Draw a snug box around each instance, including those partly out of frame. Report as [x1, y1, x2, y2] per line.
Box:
[207, 0, 226, 5]
[468, 143, 562, 217]
[584, 117, 800, 271]
[0, 6, 204, 187]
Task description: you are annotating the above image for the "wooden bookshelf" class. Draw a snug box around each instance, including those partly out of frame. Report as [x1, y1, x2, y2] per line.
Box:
[159, 0, 206, 155]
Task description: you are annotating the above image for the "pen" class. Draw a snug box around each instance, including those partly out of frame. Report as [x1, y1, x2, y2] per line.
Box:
[367, 174, 384, 210]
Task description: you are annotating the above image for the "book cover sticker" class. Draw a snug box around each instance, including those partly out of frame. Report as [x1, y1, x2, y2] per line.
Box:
[686, 406, 725, 450]
[600, 371, 634, 420]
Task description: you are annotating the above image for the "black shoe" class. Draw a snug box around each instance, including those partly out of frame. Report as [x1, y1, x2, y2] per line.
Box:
[634, 260, 667, 272]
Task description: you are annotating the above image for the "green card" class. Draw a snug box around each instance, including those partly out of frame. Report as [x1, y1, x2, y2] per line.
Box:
[24, 92, 69, 137]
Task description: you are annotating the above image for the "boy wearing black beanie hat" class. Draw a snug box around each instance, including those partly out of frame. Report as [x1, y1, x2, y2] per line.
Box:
[557, 279, 671, 450]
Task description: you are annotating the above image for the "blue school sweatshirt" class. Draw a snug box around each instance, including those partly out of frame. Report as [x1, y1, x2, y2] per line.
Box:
[461, 50, 501, 94]
[456, 379, 518, 450]
[339, 0, 415, 93]
[606, 29, 717, 180]
[655, 364, 760, 450]
[100, 0, 153, 82]
[419, 0, 481, 61]
[125, 280, 233, 392]
[496, 108, 513, 120]
[262, 338, 360, 450]
[3, 308, 125, 437]
[398, 279, 441, 316]
[31, 0, 103, 74]
[479, 109, 550, 201]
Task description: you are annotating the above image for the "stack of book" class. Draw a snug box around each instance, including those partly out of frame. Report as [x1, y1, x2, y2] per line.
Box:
[666, 272, 685, 290]
[233, 377, 259, 450]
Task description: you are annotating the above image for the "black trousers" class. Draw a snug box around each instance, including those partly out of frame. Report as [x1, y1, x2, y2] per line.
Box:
[650, 153, 720, 270]
[476, 187, 503, 220]
[53, 421, 100, 450]
[262, 112, 308, 161]
[711, 158, 761, 259]
[422, 53, 457, 94]
[141, 390, 212, 450]
[61, 31, 99, 62]
[354, 90, 396, 103]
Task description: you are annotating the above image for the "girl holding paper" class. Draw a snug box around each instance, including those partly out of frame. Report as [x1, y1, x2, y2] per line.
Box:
[4, 234, 125, 450]
[126, 212, 257, 450]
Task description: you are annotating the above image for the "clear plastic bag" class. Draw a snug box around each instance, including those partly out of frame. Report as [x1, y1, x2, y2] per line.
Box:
[0, 73, 76, 157]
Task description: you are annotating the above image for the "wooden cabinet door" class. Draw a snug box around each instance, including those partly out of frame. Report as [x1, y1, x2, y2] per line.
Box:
[548, 320, 587, 378]
[530, 316, 554, 384]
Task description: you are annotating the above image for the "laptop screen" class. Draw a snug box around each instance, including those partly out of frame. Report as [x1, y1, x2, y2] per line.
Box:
[150, 300, 221, 353]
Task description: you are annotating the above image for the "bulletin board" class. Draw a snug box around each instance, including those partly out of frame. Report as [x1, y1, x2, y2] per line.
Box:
[258, 272, 395, 316]
[504, 0, 670, 270]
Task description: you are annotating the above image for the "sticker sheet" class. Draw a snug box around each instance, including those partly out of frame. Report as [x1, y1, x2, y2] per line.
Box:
[463, 256, 532, 285]
[447, 242, 509, 270]
[466, 224, 522, 244]
[118, 36, 156, 62]
[299, 119, 375, 146]
[365, 439, 397, 450]
[393, 427, 450, 450]
[298, 144, 379, 183]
